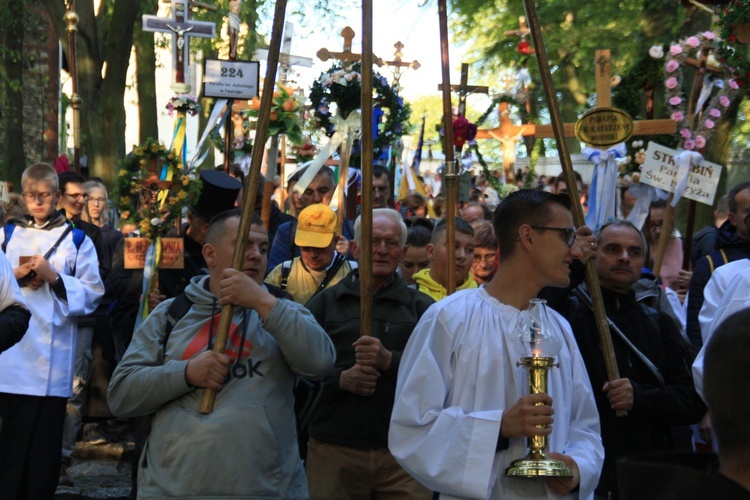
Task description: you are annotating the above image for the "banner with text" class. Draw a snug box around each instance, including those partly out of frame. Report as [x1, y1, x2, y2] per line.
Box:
[640, 142, 721, 206]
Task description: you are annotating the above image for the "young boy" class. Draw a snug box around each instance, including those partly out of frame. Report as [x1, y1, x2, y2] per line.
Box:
[0, 163, 104, 498]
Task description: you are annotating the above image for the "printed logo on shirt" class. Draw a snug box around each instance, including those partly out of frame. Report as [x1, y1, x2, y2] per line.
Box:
[180, 313, 253, 362]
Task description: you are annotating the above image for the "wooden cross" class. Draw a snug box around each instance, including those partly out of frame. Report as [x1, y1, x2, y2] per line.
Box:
[504, 15, 530, 38]
[437, 63, 489, 117]
[475, 101, 535, 180]
[383, 41, 420, 92]
[143, 0, 216, 92]
[317, 26, 383, 67]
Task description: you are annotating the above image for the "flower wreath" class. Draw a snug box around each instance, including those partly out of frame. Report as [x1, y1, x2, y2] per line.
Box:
[308, 62, 411, 155]
[115, 139, 202, 241]
[166, 94, 201, 117]
[717, 0, 750, 86]
[660, 31, 743, 151]
[245, 83, 304, 145]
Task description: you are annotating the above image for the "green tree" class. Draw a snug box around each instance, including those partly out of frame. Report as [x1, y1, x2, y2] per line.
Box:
[0, 0, 25, 184]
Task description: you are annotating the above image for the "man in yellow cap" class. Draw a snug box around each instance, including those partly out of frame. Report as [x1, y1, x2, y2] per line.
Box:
[265, 204, 355, 306]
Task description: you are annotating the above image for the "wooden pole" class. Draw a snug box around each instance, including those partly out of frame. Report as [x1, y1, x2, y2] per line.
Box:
[360, 0, 373, 337]
[200, 0, 287, 414]
[437, 0, 456, 295]
[64, 2, 81, 173]
[522, 0, 625, 416]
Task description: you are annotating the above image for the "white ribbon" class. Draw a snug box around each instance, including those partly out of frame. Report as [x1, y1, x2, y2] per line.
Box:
[672, 151, 704, 206]
[188, 98, 230, 170]
[294, 110, 361, 196]
[626, 184, 669, 230]
[583, 143, 626, 230]
[696, 75, 715, 115]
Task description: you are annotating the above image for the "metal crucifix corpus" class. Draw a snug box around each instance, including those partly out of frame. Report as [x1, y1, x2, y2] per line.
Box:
[143, 0, 216, 93]
[317, 26, 383, 66]
[383, 41, 420, 92]
[437, 63, 489, 117]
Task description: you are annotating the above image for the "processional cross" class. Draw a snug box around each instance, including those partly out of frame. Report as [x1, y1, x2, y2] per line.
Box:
[143, 0, 216, 92]
[317, 26, 383, 66]
[383, 41, 420, 92]
[437, 63, 489, 117]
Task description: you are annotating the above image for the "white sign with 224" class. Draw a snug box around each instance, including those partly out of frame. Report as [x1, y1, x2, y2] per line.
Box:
[203, 59, 259, 100]
[640, 142, 722, 206]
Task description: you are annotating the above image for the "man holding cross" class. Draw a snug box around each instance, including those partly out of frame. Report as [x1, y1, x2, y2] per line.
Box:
[305, 208, 434, 499]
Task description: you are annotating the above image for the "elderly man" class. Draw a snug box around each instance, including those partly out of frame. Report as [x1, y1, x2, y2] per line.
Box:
[562, 220, 704, 499]
[413, 217, 477, 301]
[265, 204, 355, 305]
[305, 208, 434, 499]
[390, 189, 604, 499]
[108, 210, 335, 498]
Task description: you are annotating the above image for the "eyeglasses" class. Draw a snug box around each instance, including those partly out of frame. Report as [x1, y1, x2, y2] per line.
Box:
[22, 192, 53, 202]
[473, 253, 496, 264]
[87, 197, 107, 205]
[65, 193, 88, 201]
[530, 226, 577, 247]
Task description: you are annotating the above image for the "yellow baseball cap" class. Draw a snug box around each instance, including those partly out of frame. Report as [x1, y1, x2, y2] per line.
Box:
[295, 204, 337, 248]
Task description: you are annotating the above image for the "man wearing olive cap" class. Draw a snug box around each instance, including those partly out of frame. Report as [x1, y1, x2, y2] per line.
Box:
[265, 204, 355, 306]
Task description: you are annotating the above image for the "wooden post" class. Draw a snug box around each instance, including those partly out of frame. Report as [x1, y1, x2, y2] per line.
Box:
[360, 0, 374, 337]
[64, 2, 81, 173]
[522, 0, 626, 416]
[200, 0, 287, 415]
[437, 0, 457, 296]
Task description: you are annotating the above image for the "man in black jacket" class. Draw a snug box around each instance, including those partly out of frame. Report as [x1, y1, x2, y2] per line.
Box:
[562, 220, 705, 499]
[305, 209, 433, 499]
[686, 181, 750, 350]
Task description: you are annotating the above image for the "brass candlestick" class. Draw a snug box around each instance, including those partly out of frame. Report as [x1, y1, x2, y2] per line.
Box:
[506, 299, 572, 478]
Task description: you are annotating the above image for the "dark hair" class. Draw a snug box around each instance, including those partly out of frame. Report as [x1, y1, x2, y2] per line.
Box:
[432, 217, 474, 244]
[404, 217, 434, 248]
[373, 165, 390, 182]
[728, 181, 750, 213]
[58, 172, 87, 194]
[464, 201, 493, 221]
[493, 189, 572, 259]
[554, 171, 583, 191]
[704, 308, 750, 459]
[401, 193, 426, 209]
[472, 220, 497, 249]
[594, 219, 648, 254]
[650, 198, 668, 210]
[206, 208, 264, 245]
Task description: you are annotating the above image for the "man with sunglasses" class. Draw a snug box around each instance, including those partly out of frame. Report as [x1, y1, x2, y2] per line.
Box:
[560, 219, 704, 499]
[391, 189, 604, 499]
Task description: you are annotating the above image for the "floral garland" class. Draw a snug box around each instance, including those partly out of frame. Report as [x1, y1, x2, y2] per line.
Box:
[308, 62, 411, 156]
[717, 0, 750, 86]
[246, 83, 303, 145]
[166, 94, 201, 117]
[615, 140, 647, 186]
[292, 136, 317, 164]
[115, 139, 202, 241]
[658, 31, 743, 150]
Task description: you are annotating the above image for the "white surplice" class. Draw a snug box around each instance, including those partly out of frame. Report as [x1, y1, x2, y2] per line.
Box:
[389, 288, 603, 499]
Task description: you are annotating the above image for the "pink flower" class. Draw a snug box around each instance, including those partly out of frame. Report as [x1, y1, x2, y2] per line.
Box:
[709, 108, 721, 118]
[702, 31, 715, 40]
[666, 60, 679, 72]
[665, 77, 678, 89]
[686, 37, 700, 48]
[684, 139, 696, 150]
[729, 79, 739, 90]
[680, 128, 692, 139]
[695, 135, 706, 148]
[669, 96, 682, 106]
[719, 95, 730, 107]
[705, 119, 715, 129]
[670, 45, 683, 56]
[671, 111, 685, 122]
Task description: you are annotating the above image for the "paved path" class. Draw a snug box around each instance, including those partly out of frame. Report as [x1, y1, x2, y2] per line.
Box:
[54, 438, 134, 499]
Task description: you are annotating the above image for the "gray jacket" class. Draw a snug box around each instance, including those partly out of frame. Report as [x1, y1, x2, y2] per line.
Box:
[108, 275, 336, 499]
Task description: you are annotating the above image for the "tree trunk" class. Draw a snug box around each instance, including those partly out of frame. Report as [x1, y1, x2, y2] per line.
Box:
[1, 0, 26, 187]
[135, 0, 158, 143]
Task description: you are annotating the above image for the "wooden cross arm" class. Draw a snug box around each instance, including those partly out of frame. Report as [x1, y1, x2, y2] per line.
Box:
[533, 118, 676, 139]
[476, 123, 536, 141]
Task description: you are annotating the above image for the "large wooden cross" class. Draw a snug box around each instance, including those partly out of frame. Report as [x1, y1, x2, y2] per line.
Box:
[317, 26, 383, 67]
[475, 101, 535, 180]
[143, 0, 216, 92]
[437, 63, 489, 117]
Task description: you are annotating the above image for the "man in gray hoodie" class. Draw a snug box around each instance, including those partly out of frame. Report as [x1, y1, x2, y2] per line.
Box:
[108, 209, 336, 499]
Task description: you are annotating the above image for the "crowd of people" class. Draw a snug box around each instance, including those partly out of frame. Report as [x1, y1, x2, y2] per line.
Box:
[0, 159, 748, 499]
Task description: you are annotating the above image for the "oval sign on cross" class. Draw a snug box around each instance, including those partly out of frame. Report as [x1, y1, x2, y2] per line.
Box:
[575, 108, 634, 147]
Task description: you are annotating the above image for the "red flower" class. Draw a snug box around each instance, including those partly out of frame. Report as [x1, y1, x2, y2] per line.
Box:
[452, 116, 477, 149]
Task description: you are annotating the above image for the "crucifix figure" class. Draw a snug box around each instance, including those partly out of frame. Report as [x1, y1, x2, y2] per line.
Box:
[317, 26, 383, 67]
[143, 0, 216, 92]
[383, 41, 420, 92]
[437, 63, 489, 117]
[475, 101, 535, 181]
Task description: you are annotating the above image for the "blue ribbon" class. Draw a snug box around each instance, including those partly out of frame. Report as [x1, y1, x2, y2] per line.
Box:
[583, 143, 626, 230]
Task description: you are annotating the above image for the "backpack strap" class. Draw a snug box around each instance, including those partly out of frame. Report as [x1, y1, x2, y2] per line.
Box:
[706, 254, 715, 274]
[719, 248, 728, 266]
[163, 293, 194, 360]
[280, 260, 293, 291]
